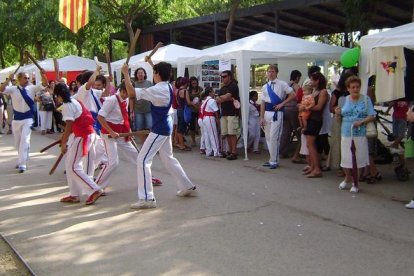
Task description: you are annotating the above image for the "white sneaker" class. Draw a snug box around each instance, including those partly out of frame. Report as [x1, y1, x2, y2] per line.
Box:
[338, 181, 348, 190]
[405, 200, 414, 209]
[350, 185, 359, 193]
[130, 199, 157, 209]
[177, 186, 198, 197]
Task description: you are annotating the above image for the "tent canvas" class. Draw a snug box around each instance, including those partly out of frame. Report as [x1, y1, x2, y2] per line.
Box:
[111, 44, 201, 84]
[177, 31, 347, 160]
[360, 22, 414, 102]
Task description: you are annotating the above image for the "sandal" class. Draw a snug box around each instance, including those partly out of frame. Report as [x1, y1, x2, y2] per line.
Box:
[373, 172, 382, 181]
[366, 176, 376, 184]
[336, 169, 345, 177]
[321, 166, 330, 172]
[359, 175, 368, 182]
[178, 147, 191, 151]
[226, 153, 238, 160]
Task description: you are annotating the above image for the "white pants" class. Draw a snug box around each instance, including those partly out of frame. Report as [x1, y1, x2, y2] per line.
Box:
[264, 111, 283, 165]
[248, 116, 260, 152]
[137, 132, 194, 200]
[6, 104, 13, 131]
[0, 105, 4, 133]
[12, 118, 32, 169]
[85, 135, 107, 179]
[202, 116, 220, 156]
[65, 134, 101, 197]
[96, 136, 138, 189]
[198, 118, 206, 150]
[39, 110, 53, 131]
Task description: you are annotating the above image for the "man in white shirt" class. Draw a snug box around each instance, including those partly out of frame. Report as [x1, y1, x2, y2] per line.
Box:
[75, 67, 109, 178]
[0, 71, 47, 173]
[122, 62, 197, 209]
[260, 65, 295, 169]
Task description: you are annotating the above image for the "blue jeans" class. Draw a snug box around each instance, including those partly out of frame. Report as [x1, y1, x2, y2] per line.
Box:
[134, 112, 152, 131]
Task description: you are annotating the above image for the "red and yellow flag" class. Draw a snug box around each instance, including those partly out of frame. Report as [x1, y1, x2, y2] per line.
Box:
[59, 0, 89, 33]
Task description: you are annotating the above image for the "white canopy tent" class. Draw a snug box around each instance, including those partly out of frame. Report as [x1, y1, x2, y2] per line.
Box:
[177, 31, 347, 160]
[111, 44, 201, 84]
[0, 64, 26, 82]
[360, 22, 414, 102]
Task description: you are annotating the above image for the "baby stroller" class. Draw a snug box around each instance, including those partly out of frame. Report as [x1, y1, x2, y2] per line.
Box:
[374, 109, 411, 181]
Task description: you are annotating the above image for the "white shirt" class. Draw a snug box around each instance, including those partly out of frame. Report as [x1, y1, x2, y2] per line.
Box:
[3, 84, 43, 113]
[135, 81, 172, 114]
[249, 100, 260, 118]
[260, 79, 293, 104]
[98, 92, 128, 125]
[368, 46, 406, 102]
[62, 98, 82, 122]
[201, 96, 219, 113]
[75, 84, 103, 113]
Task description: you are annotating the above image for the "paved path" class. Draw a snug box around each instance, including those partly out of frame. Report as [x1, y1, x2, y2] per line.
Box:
[0, 132, 413, 275]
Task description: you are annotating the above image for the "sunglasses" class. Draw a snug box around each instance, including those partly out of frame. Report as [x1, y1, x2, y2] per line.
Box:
[221, 75, 228, 79]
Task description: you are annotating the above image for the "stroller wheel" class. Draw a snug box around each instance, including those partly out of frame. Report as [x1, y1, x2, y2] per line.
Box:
[395, 165, 410, 181]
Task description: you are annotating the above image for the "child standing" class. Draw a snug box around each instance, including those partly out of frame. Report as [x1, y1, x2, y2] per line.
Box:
[201, 87, 221, 157]
[298, 84, 315, 132]
[198, 91, 208, 154]
[248, 91, 260, 153]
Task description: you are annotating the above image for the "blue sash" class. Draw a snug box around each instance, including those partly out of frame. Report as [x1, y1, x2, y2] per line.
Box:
[14, 87, 34, 121]
[90, 90, 102, 134]
[266, 83, 283, 121]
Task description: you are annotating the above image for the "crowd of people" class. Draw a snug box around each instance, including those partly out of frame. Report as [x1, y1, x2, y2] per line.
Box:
[0, 61, 413, 209]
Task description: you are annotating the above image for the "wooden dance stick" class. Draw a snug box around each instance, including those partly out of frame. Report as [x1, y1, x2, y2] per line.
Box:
[49, 153, 64, 175]
[12, 65, 21, 75]
[129, 136, 140, 152]
[40, 140, 61, 153]
[104, 130, 149, 139]
[144, 42, 163, 67]
[105, 49, 112, 77]
[24, 51, 44, 71]
[53, 58, 59, 80]
[126, 29, 141, 65]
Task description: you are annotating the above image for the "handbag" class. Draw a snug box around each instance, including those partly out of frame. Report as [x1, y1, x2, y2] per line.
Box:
[44, 102, 54, 111]
[364, 95, 377, 138]
[184, 104, 192, 123]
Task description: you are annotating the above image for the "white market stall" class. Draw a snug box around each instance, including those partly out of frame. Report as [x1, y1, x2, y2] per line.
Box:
[22, 55, 107, 84]
[0, 64, 25, 82]
[360, 22, 414, 102]
[177, 31, 347, 160]
[111, 44, 201, 84]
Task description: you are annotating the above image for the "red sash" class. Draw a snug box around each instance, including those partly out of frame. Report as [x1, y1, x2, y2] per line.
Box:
[200, 98, 215, 119]
[72, 100, 95, 156]
[101, 95, 131, 141]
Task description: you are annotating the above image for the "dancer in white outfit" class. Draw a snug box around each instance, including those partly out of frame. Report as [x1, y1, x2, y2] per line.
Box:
[201, 87, 221, 157]
[0, 71, 48, 172]
[260, 65, 295, 169]
[96, 82, 139, 191]
[122, 62, 197, 209]
[75, 68, 108, 178]
[55, 83, 103, 205]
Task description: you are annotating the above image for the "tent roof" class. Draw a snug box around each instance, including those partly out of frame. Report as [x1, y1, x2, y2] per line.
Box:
[360, 22, 414, 50]
[179, 31, 347, 65]
[112, 44, 201, 69]
[23, 55, 106, 73]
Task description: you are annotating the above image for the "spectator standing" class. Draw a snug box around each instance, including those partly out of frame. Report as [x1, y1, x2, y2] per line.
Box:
[132, 67, 153, 143]
[216, 70, 240, 160]
[188, 77, 202, 146]
[280, 70, 301, 159]
[301, 72, 329, 178]
[37, 86, 54, 134]
[247, 91, 260, 153]
[335, 76, 376, 193]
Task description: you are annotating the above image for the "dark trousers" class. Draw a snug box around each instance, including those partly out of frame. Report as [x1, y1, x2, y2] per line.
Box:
[280, 107, 300, 156]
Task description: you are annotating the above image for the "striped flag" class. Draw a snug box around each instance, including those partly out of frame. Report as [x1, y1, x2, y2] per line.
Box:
[58, 0, 89, 33]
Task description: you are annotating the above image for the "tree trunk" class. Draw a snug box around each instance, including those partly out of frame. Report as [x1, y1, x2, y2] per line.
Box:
[34, 40, 45, 60]
[226, 0, 241, 42]
[0, 49, 5, 69]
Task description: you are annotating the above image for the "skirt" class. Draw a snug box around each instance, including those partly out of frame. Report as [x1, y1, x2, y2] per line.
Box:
[340, 136, 369, 169]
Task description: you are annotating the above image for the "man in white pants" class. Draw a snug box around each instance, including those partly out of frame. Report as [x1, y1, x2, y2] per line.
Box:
[0, 71, 47, 172]
[122, 62, 197, 209]
[260, 65, 295, 169]
[75, 68, 109, 178]
[55, 83, 103, 205]
[95, 82, 139, 192]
